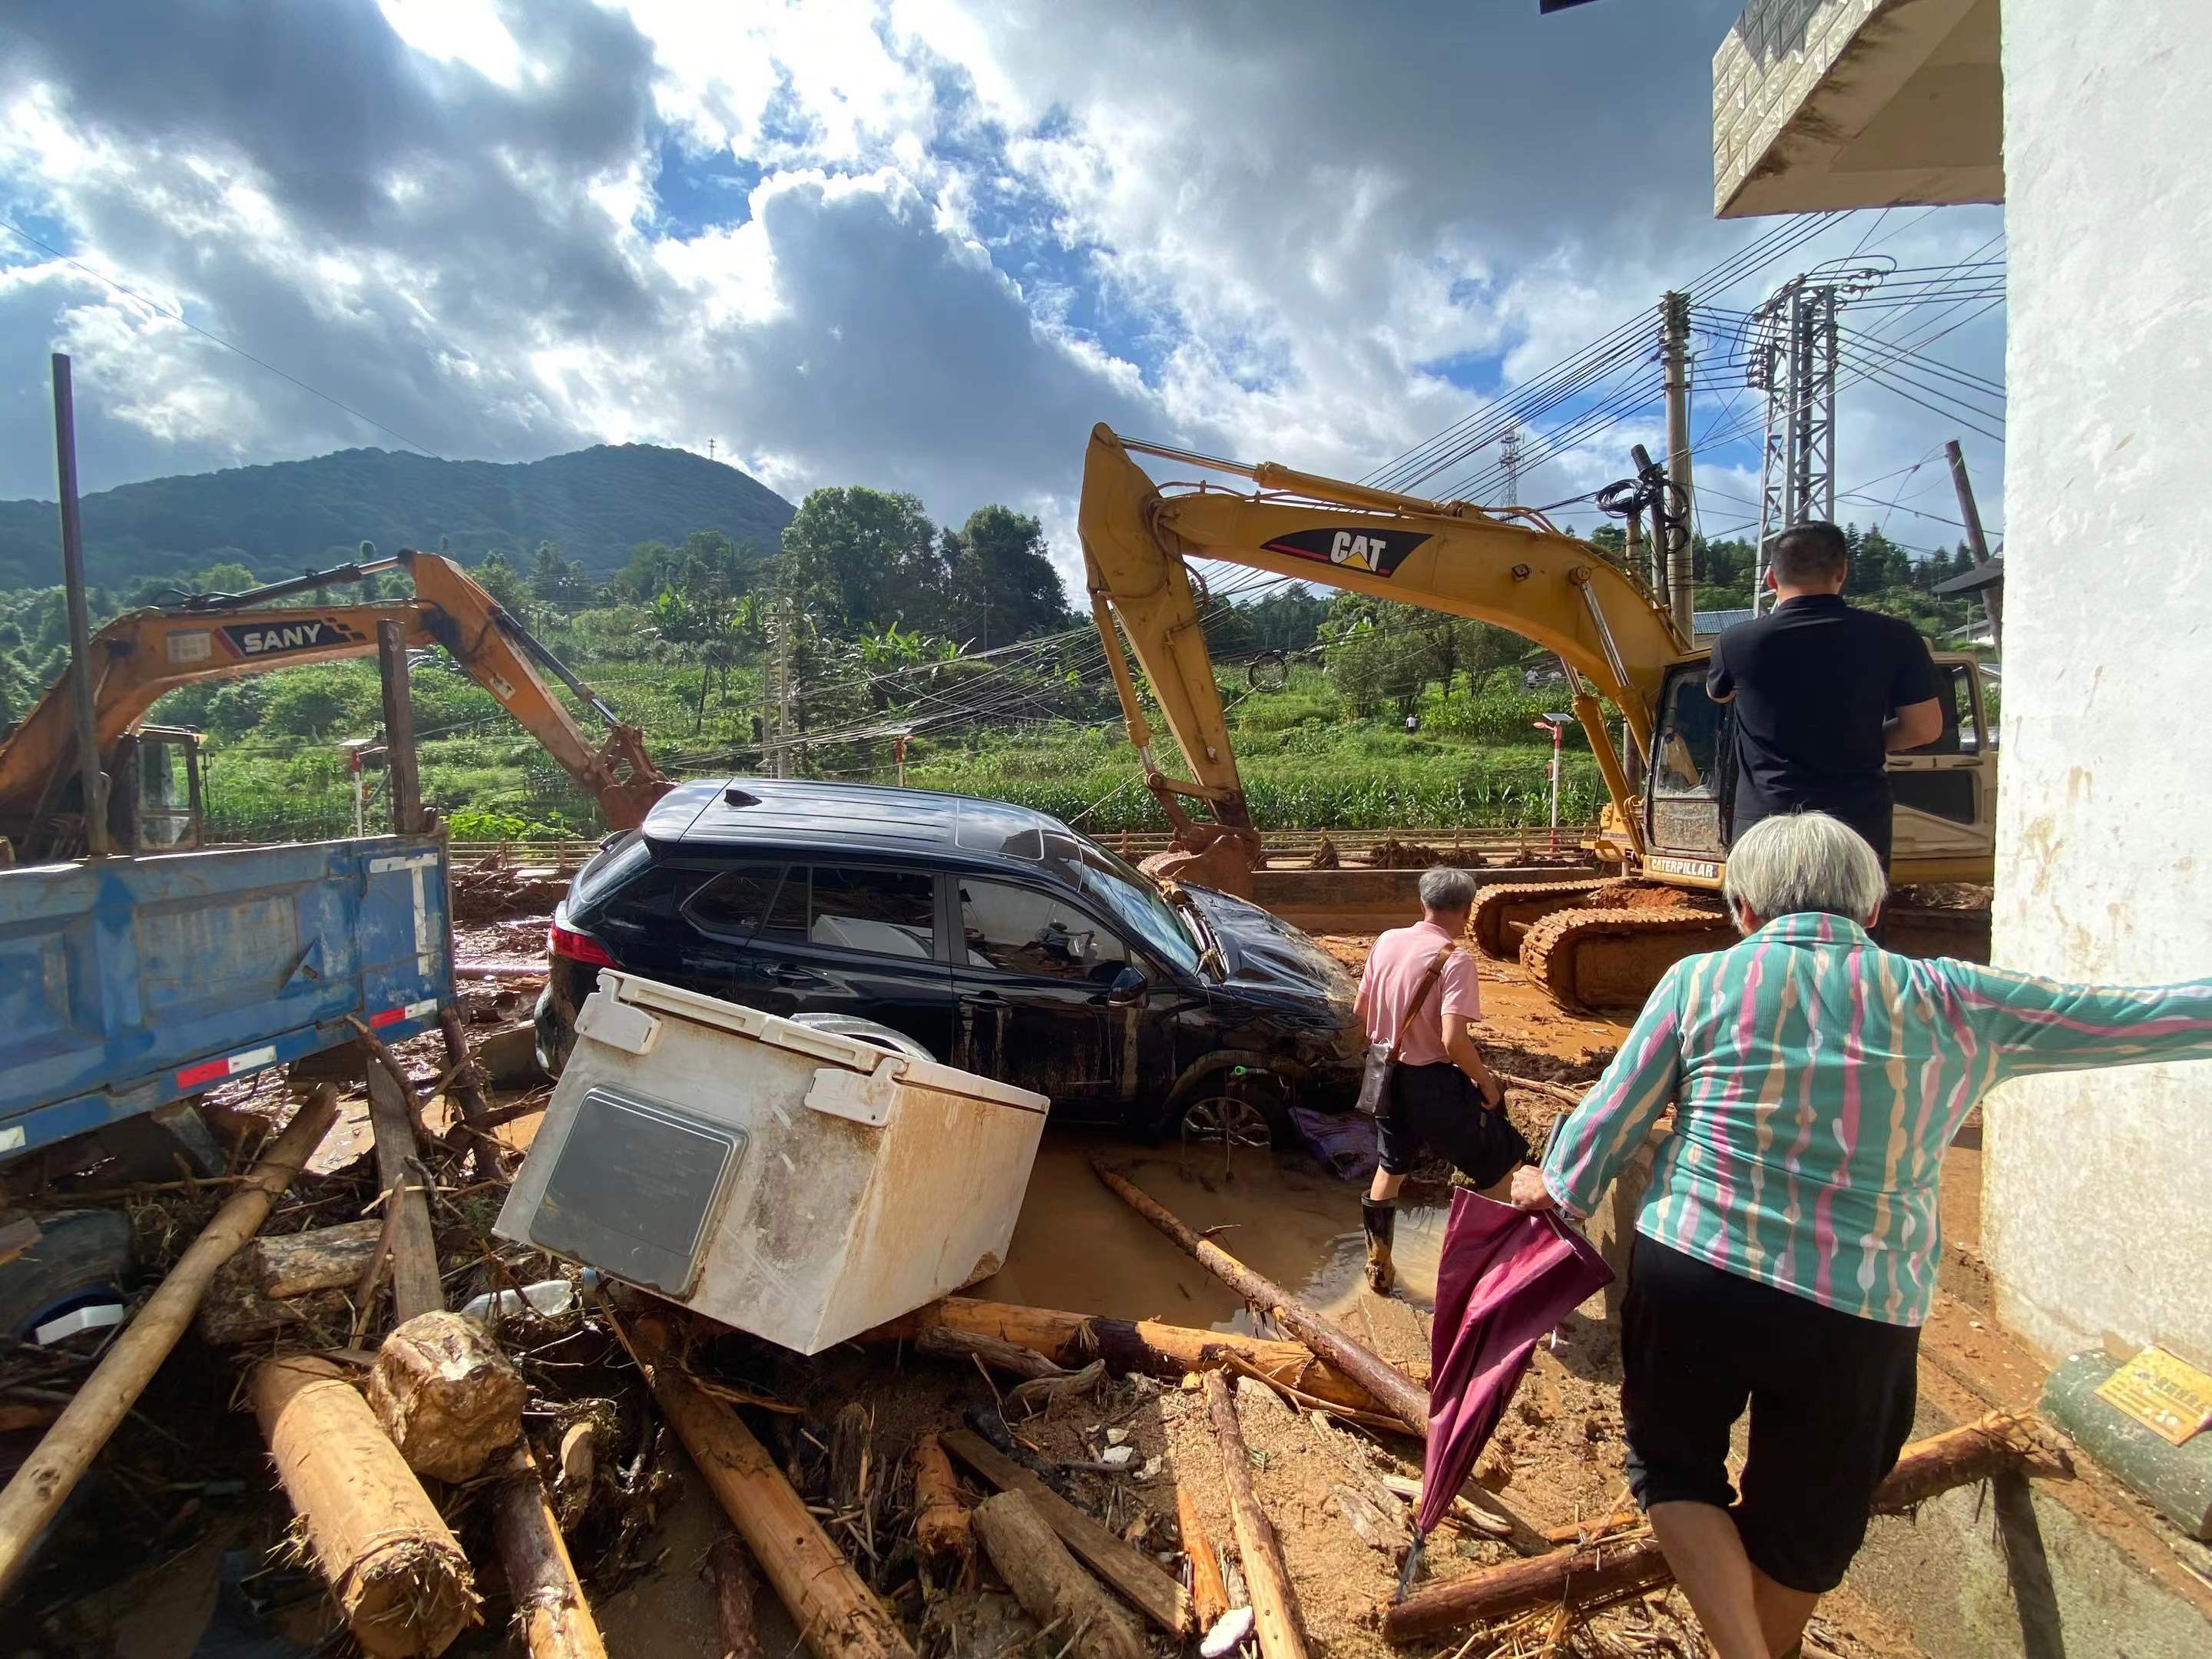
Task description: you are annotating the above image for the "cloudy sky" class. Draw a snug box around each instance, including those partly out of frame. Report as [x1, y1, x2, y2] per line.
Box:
[0, 0, 2005, 591]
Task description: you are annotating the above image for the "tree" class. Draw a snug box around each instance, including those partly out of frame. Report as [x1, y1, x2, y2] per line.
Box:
[775, 488, 943, 634]
[529, 541, 594, 606]
[474, 549, 530, 611]
[945, 506, 1071, 648]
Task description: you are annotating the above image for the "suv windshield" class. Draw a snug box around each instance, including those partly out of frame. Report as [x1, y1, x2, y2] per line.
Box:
[1071, 842, 1201, 975]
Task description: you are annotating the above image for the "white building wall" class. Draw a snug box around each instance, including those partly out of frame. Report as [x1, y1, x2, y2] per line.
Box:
[1985, 0, 2212, 1361]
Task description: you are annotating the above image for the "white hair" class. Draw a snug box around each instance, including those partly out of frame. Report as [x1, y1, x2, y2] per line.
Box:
[1722, 813, 1886, 930]
[1419, 866, 1478, 913]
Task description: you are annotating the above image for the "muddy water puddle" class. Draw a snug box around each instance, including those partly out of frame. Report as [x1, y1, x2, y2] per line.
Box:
[974, 1131, 1452, 1333]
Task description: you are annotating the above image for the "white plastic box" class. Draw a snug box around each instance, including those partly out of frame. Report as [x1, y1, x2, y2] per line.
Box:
[495, 972, 1048, 1353]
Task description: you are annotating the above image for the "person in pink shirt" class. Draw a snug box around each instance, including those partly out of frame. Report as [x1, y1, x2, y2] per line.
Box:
[1353, 866, 1525, 1290]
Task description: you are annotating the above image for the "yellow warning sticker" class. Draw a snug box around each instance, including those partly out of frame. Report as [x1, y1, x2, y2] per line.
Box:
[2095, 1346, 2212, 1447]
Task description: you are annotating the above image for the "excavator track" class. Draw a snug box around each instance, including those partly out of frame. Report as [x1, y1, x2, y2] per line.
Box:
[1471, 879, 1610, 959]
[1520, 904, 1736, 1014]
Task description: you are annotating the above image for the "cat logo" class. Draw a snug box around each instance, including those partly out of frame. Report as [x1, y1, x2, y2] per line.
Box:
[1258, 525, 1431, 578]
[217, 618, 370, 660]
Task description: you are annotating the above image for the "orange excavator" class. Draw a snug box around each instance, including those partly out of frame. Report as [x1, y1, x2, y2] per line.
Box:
[0, 548, 671, 861]
[1079, 426, 1996, 1009]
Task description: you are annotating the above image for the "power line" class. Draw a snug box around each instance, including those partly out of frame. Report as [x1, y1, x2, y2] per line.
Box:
[1, 217, 440, 456]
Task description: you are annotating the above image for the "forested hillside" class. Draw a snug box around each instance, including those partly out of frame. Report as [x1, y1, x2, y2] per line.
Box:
[0, 444, 794, 589]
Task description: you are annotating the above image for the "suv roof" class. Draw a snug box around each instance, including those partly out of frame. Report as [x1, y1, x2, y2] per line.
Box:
[642, 777, 1090, 875]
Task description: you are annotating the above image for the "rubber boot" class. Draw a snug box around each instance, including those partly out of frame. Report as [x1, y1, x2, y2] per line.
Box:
[1362, 1199, 1396, 1294]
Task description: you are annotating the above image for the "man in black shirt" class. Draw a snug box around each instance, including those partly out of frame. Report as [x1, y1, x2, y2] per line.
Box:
[1706, 522, 1944, 869]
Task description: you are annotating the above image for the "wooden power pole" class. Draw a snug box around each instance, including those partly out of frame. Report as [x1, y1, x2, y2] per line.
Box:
[1944, 439, 2000, 650]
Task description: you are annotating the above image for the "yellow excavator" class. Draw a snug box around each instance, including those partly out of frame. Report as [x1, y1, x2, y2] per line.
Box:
[0, 548, 671, 861]
[1078, 425, 1995, 1009]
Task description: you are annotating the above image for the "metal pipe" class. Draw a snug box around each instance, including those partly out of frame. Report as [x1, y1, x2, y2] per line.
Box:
[51, 355, 108, 858]
[180, 558, 401, 611]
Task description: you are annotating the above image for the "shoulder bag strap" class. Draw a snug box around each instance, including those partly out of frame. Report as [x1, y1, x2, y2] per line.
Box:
[1388, 942, 1458, 1064]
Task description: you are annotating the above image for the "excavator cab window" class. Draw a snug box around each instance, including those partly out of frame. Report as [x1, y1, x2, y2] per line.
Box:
[1647, 666, 1730, 856]
[122, 730, 204, 853]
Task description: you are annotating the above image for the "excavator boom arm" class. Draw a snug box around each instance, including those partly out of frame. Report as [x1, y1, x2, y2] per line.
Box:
[0, 551, 671, 833]
[1078, 425, 1687, 841]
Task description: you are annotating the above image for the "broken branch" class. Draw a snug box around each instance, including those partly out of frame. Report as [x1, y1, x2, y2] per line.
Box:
[1201, 1369, 1312, 1659]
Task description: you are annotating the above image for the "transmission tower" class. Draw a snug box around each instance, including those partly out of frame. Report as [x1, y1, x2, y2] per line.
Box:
[1498, 426, 1523, 508]
[1747, 279, 1842, 611]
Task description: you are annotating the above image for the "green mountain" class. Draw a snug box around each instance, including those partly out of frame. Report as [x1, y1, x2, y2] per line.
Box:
[0, 443, 795, 590]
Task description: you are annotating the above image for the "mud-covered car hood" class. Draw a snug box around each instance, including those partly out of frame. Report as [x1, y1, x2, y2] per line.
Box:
[1181, 885, 1358, 1005]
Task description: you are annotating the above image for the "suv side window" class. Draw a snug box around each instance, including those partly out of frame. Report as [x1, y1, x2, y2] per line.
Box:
[807, 866, 936, 960]
[959, 879, 1128, 982]
[682, 865, 786, 940]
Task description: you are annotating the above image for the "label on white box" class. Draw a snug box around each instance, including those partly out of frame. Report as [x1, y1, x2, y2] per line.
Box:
[803, 1063, 900, 1128]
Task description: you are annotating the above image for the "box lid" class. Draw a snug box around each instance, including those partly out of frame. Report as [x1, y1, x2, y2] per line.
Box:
[594, 972, 1049, 1114]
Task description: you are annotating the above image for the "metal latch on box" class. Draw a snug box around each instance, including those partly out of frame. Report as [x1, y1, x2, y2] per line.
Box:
[803, 1060, 903, 1128]
[575, 995, 664, 1056]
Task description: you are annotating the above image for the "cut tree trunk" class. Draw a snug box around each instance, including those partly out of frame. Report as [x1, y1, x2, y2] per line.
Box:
[1175, 1482, 1230, 1631]
[972, 1491, 1147, 1659]
[366, 1060, 445, 1325]
[1091, 1160, 1429, 1439]
[369, 1310, 528, 1482]
[1382, 1410, 2071, 1643]
[911, 1435, 972, 1579]
[0, 1088, 340, 1601]
[492, 1443, 608, 1659]
[621, 1314, 916, 1659]
[915, 1325, 1065, 1381]
[941, 1429, 1190, 1635]
[1201, 1370, 1312, 1659]
[866, 1297, 1386, 1420]
[199, 1217, 390, 1344]
[251, 1353, 478, 1657]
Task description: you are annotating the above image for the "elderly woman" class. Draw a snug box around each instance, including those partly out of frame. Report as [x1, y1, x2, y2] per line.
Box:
[1512, 813, 2212, 1659]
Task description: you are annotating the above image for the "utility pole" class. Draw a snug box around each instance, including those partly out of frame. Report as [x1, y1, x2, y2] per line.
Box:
[1498, 426, 1523, 508]
[376, 621, 424, 835]
[1623, 506, 1647, 591]
[1944, 438, 2000, 650]
[1660, 291, 1695, 634]
[50, 354, 108, 857]
[1749, 278, 1843, 611]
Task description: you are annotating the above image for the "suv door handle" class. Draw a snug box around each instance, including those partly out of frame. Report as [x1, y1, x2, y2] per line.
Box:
[774, 965, 828, 988]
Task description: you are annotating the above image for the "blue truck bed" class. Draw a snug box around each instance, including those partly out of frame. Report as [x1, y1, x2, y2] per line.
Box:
[0, 834, 453, 1161]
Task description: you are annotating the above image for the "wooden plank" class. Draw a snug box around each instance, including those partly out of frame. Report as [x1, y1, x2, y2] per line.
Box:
[940, 1429, 1190, 1636]
[365, 1063, 444, 1324]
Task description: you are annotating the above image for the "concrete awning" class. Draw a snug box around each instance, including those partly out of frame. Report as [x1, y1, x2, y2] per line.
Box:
[1713, 0, 2003, 218]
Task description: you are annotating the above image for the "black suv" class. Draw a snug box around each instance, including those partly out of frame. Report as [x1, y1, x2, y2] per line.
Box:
[537, 779, 1365, 1139]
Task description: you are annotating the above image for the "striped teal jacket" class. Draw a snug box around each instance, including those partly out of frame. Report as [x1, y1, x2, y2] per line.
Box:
[1541, 912, 2212, 1326]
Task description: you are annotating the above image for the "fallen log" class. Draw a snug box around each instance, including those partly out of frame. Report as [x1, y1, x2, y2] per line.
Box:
[366, 1061, 445, 1324]
[1175, 1482, 1230, 1631]
[1089, 1160, 1429, 1439]
[866, 1296, 1388, 1420]
[457, 961, 548, 982]
[911, 1435, 972, 1579]
[252, 1353, 478, 1657]
[621, 1313, 916, 1659]
[199, 1217, 389, 1343]
[369, 1310, 528, 1482]
[708, 1534, 764, 1659]
[436, 1005, 495, 1134]
[1383, 1410, 2070, 1643]
[0, 1088, 339, 1601]
[492, 1443, 608, 1659]
[974, 1490, 1147, 1659]
[1202, 1369, 1311, 1659]
[915, 1324, 1066, 1381]
[942, 1428, 1190, 1635]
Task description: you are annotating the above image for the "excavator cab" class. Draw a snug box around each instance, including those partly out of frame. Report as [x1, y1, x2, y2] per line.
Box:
[112, 727, 206, 853]
[1643, 665, 1731, 878]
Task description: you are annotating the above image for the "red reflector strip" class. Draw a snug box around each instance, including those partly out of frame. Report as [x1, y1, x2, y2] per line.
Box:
[174, 1044, 280, 1091]
[370, 999, 439, 1029]
[369, 1007, 404, 1028]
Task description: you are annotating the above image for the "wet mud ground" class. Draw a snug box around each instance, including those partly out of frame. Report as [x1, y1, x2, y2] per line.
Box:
[2, 926, 1935, 1658]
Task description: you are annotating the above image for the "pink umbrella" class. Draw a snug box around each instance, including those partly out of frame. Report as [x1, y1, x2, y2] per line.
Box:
[1414, 1190, 1614, 1541]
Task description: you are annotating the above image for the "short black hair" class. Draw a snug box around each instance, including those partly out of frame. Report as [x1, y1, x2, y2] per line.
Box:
[1770, 522, 1849, 584]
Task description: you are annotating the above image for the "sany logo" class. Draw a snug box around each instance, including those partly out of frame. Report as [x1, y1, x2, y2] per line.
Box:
[218, 618, 366, 657]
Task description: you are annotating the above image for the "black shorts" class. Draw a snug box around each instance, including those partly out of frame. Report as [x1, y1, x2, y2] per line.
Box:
[1376, 1063, 1529, 1187]
[1620, 1233, 1919, 1594]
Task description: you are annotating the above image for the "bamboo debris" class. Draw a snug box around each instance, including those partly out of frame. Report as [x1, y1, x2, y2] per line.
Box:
[972, 1489, 1147, 1659]
[369, 1310, 528, 1482]
[492, 1443, 608, 1659]
[1382, 1411, 2068, 1643]
[252, 1353, 478, 1658]
[1201, 1370, 1312, 1659]
[941, 1429, 1191, 1635]
[911, 1435, 972, 1579]
[708, 1534, 765, 1659]
[365, 1061, 445, 1324]
[620, 1313, 917, 1659]
[867, 1296, 1389, 1420]
[1090, 1160, 1429, 1439]
[1175, 1482, 1231, 1631]
[0, 1088, 340, 1601]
